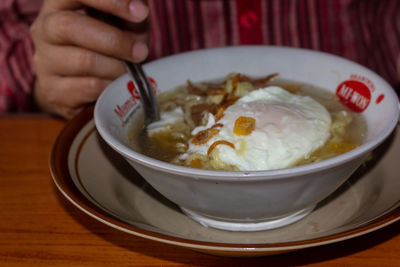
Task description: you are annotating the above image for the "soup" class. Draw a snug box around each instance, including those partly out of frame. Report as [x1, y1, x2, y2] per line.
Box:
[128, 73, 366, 171]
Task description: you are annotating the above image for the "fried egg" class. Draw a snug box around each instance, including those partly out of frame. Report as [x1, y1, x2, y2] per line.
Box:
[183, 86, 332, 171]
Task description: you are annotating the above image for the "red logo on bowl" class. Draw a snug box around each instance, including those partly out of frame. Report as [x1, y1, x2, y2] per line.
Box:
[376, 94, 385, 104]
[336, 80, 371, 113]
[127, 77, 158, 99]
[114, 77, 158, 126]
[127, 81, 140, 100]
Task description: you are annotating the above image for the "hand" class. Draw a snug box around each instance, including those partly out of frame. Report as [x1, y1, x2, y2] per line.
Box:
[30, 0, 149, 119]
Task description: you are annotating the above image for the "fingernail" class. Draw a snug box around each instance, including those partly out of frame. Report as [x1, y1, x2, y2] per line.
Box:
[132, 42, 148, 62]
[129, 0, 149, 22]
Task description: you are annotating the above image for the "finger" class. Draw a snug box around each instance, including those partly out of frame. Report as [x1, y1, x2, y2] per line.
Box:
[34, 80, 95, 120]
[37, 75, 111, 110]
[125, 29, 148, 44]
[36, 44, 125, 78]
[45, 0, 149, 24]
[42, 10, 148, 62]
[53, 76, 112, 106]
[33, 77, 81, 119]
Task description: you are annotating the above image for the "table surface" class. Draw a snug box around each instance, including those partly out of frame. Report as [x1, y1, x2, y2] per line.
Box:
[1, 114, 399, 266]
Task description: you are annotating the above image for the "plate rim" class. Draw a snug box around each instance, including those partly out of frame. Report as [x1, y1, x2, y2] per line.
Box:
[50, 106, 400, 253]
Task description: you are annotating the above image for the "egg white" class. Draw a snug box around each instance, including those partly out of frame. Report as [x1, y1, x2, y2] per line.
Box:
[184, 86, 332, 171]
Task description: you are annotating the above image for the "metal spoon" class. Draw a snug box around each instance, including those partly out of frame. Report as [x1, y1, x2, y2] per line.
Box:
[90, 9, 160, 127]
[124, 61, 160, 126]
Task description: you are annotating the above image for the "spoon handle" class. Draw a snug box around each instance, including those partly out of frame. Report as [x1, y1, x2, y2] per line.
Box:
[124, 61, 160, 126]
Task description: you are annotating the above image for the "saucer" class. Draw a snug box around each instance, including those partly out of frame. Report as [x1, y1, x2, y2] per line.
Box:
[50, 107, 400, 257]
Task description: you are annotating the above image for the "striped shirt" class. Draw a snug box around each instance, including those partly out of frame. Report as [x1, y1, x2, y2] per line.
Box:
[1, 0, 399, 113]
[0, 0, 41, 112]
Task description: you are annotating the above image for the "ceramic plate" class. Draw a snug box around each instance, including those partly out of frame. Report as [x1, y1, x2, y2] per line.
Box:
[50, 107, 400, 257]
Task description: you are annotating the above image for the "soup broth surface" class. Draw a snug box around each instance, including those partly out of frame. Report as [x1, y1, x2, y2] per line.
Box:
[128, 73, 366, 171]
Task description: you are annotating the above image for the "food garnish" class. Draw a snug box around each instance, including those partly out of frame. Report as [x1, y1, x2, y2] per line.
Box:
[190, 103, 218, 126]
[207, 140, 235, 155]
[211, 123, 224, 129]
[191, 128, 220, 145]
[234, 116, 256, 136]
[215, 98, 238, 121]
[189, 158, 203, 168]
[251, 73, 279, 88]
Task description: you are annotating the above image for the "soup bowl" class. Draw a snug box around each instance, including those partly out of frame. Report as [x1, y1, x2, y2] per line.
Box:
[94, 46, 399, 231]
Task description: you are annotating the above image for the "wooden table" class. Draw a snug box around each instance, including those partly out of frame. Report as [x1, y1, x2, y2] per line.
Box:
[1, 114, 399, 266]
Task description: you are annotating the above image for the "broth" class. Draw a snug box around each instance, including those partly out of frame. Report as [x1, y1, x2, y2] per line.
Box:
[128, 73, 367, 171]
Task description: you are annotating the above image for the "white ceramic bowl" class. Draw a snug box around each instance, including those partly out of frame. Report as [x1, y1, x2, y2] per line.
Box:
[94, 46, 399, 231]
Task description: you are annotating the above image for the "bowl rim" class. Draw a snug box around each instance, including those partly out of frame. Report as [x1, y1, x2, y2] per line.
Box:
[94, 45, 400, 181]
